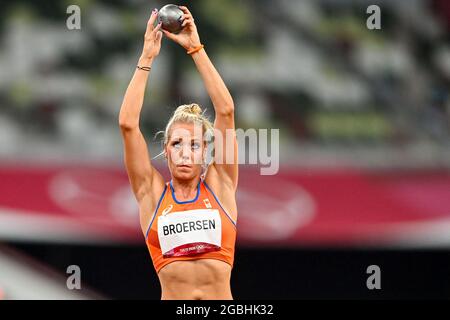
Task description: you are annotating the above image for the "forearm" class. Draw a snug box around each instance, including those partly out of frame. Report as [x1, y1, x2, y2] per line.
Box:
[119, 56, 154, 129]
[191, 49, 234, 115]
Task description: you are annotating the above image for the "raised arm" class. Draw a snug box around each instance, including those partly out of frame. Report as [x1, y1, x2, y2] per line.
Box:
[119, 9, 165, 204]
[162, 6, 238, 190]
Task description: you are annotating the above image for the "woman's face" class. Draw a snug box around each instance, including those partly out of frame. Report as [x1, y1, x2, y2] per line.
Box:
[165, 122, 205, 181]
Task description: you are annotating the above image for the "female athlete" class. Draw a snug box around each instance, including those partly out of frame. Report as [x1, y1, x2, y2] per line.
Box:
[119, 6, 238, 300]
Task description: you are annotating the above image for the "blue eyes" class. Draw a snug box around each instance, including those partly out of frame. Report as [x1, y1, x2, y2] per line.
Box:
[172, 141, 200, 150]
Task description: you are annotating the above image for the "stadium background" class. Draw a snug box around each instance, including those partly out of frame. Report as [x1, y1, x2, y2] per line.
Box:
[0, 0, 449, 299]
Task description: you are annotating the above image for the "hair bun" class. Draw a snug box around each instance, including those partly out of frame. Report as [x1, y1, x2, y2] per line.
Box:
[176, 103, 202, 116]
[188, 104, 202, 116]
[163, 103, 214, 146]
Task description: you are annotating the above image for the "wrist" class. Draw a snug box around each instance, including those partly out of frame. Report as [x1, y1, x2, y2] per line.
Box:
[138, 56, 154, 67]
[187, 44, 204, 55]
[185, 40, 202, 51]
[187, 44, 201, 50]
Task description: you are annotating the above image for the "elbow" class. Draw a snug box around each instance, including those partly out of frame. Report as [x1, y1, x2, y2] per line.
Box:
[218, 102, 234, 117]
[118, 118, 138, 131]
[119, 108, 139, 131]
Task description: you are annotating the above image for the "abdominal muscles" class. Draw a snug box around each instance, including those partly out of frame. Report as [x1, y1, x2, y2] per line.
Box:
[158, 259, 233, 300]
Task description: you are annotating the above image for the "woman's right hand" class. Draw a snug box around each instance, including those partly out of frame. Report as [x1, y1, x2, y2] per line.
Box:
[141, 9, 163, 61]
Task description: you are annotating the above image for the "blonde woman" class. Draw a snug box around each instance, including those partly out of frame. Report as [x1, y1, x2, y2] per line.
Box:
[119, 6, 238, 300]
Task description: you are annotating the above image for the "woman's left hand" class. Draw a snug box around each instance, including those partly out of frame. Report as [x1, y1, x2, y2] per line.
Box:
[162, 6, 202, 51]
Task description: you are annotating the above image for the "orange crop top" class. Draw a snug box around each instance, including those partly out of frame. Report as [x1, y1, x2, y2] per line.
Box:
[145, 179, 237, 273]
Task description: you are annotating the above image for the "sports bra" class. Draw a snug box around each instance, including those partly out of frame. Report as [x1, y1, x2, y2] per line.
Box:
[145, 179, 237, 273]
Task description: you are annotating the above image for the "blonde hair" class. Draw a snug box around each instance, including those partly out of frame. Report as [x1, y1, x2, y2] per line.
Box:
[163, 103, 214, 145]
[153, 103, 214, 160]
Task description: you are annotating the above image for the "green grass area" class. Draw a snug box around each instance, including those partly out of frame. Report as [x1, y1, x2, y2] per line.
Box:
[308, 110, 393, 142]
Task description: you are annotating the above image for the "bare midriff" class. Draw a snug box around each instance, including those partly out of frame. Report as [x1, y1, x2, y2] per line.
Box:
[158, 259, 233, 300]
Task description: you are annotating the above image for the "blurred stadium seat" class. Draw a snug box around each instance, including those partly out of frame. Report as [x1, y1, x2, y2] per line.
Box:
[0, 0, 448, 299]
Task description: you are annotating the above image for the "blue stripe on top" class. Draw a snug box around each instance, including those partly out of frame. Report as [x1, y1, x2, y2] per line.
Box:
[203, 180, 237, 227]
[169, 179, 201, 204]
[145, 185, 167, 239]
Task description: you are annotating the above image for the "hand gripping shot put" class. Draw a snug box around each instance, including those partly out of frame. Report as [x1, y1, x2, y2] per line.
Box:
[119, 5, 238, 300]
